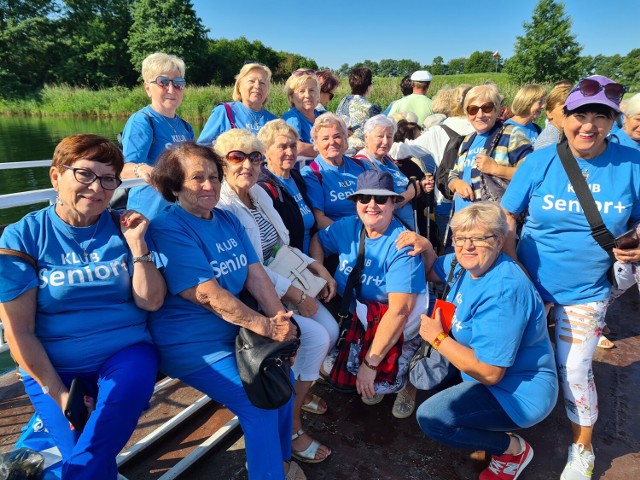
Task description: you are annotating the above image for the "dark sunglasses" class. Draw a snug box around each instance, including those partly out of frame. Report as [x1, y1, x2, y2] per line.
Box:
[226, 150, 263, 165]
[572, 78, 626, 103]
[325, 92, 335, 101]
[466, 102, 495, 115]
[149, 76, 186, 90]
[357, 194, 393, 205]
[293, 69, 316, 78]
[243, 60, 267, 67]
[62, 165, 122, 191]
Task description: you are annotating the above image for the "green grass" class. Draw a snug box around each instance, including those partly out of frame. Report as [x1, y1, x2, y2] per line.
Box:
[0, 73, 568, 121]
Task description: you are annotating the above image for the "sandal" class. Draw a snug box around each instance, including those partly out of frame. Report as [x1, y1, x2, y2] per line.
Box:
[291, 429, 331, 464]
[285, 460, 307, 480]
[301, 393, 327, 415]
[392, 389, 415, 419]
[597, 335, 615, 349]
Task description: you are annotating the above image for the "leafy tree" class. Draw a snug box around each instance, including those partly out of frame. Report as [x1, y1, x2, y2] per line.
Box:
[378, 59, 398, 78]
[127, 0, 209, 84]
[504, 0, 582, 83]
[55, 0, 136, 87]
[430, 56, 445, 75]
[620, 49, 640, 89]
[464, 51, 497, 73]
[0, 0, 61, 95]
[395, 59, 421, 78]
[447, 58, 466, 75]
[336, 63, 351, 78]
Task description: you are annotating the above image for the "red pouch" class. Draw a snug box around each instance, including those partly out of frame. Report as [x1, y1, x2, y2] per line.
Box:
[433, 299, 456, 333]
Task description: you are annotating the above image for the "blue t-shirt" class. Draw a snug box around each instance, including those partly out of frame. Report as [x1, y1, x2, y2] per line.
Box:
[433, 254, 558, 428]
[279, 175, 315, 253]
[613, 129, 640, 151]
[504, 118, 540, 143]
[197, 101, 277, 146]
[454, 133, 487, 213]
[122, 105, 195, 219]
[301, 155, 369, 221]
[318, 216, 426, 303]
[282, 107, 319, 143]
[0, 206, 154, 373]
[149, 206, 260, 378]
[502, 142, 640, 304]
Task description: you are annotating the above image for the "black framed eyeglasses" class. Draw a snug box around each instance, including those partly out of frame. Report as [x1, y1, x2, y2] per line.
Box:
[452, 234, 496, 247]
[571, 78, 626, 103]
[357, 194, 393, 205]
[149, 76, 186, 90]
[226, 150, 263, 165]
[62, 165, 122, 191]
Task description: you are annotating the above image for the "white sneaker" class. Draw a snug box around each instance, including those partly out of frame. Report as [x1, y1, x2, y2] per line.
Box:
[560, 443, 595, 480]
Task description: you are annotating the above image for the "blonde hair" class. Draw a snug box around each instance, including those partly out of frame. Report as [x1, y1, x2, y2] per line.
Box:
[258, 119, 300, 148]
[284, 71, 320, 107]
[624, 93, 640, 117]
[213, 129, 265, 161]
[311, 112, 348, 141]
[431, 87, 454, 116]
[450, 202, 508, 238]
[510, 84, 547, 117]
[464, 85, 503, 113]
[141, 52, 185, 82]
[232, 63, 273, 106]
[450, 84, 473, 117]
[545, 84, 572, 114]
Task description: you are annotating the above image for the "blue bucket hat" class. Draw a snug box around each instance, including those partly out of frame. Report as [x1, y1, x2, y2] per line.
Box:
[348, 170, 402, 202]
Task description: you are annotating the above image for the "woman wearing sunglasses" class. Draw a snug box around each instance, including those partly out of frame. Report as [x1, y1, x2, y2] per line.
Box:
[0, 134, 166, 480]
[148, 142, 305, 480]
[282, 69, 322, 162]
[310, 170, 428, 419]
[501, 75, 640, 480]
[120, 52, 195, 220]
[447, 85, 532, 214]
[215, 129, 338, 466]
[198, 62, 278, 146]
[314, 69, 340, 113]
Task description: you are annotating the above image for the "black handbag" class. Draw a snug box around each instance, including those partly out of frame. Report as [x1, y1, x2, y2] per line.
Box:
[236, 324, 300, 410]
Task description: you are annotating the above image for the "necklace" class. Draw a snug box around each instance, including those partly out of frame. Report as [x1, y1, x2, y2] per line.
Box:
[65, 220, 100, 258]
[160, 114, 180, 136]
[247, 108, 263, 128]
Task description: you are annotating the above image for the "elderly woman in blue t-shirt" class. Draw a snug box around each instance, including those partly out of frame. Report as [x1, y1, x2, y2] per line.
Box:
[148, 142, 306, 480]
[310, 170, 427, 419]
[282, 69, 322, 161]
[0, 134, 166, 480]
[403, 202, 557, 480]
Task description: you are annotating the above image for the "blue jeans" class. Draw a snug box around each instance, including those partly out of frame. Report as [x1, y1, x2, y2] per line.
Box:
[416, 381, 519, 456]
[22, 342, 158, 480]
[182, 355, 294, 480]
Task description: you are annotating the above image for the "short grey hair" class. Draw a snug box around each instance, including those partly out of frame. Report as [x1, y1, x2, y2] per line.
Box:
[363, 114, 397, 136]
[450, 202, 508, 239]
[142, 52, 185, 82]
[311, 112, 348, 141]
[464, 85, 503, 113]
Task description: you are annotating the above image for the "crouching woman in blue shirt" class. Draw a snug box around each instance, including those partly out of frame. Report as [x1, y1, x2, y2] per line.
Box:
[0, 134, 166, 480]
[403, 202, 558, 480]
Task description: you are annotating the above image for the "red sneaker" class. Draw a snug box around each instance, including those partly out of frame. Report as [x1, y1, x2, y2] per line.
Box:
[479, 434, 533, 480]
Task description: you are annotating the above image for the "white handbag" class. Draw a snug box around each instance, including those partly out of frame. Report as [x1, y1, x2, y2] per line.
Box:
[267, 245, 327, 299]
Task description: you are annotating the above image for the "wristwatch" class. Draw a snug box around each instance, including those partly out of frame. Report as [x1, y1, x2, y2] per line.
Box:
[132, 251, 153, 264]
[296, 291, 307, 306]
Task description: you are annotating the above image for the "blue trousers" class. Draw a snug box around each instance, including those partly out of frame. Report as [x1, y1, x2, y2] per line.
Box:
[181, 354, 293, 480]
[416, 381, 519, 456]
[22, 342, 158, 480]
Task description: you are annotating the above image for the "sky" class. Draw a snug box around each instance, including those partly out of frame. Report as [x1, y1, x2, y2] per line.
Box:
[191, 0, 639, 69]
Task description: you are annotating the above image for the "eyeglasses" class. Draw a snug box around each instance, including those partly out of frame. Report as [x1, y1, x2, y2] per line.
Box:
[62, 165, 122, 191]
[571, 78, 626, 103]
[243, 60, 267, 67]
[452, 234, 496, 247]
[466, 103, 495, 116]
[357, 194, 393, 205]
[226, 150, 263, 165]
[293, 69, 316, 78]
[149, 76, 186, 90]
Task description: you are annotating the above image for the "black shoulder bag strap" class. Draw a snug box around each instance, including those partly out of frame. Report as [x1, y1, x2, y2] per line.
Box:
[556, 140, 616, 258]
[336, 227, 367, 342]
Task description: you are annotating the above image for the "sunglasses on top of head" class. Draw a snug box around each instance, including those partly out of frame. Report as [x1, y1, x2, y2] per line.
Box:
[149, 76, 186, 90]
[226, 150, 263, 165]
[357, 194, 393, 205]
[466, 102, 495, 116]
[293, 69, 317, 78]
[571, 78, 626, 103]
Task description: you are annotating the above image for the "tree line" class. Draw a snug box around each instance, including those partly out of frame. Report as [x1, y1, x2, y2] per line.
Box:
[2, 0, 638, 99]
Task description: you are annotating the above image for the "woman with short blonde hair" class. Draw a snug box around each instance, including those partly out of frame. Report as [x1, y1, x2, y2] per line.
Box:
[198, 62, 277, 145]
[505, 84, 547, 142]
[283, 70, 322, 161]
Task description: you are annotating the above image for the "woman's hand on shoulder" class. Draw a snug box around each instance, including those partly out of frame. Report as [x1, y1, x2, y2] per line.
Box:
[396, 230, 432, 257]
